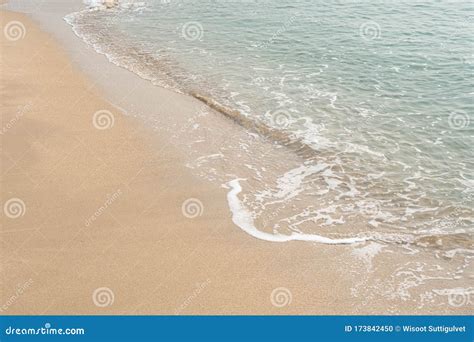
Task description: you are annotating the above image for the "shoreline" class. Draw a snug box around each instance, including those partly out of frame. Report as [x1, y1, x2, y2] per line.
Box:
[0, 8, 359, 315]
[58, 2, 377, 245]
[1, 2, 473, 315]
[58, 0, 474, 250]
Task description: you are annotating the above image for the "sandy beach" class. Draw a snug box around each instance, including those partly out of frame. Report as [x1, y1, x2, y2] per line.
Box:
[0, 9, 352, 315]
[1, 3, 472, 316]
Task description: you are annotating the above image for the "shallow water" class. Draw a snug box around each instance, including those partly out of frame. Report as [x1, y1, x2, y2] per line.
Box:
[65, 1, 473, 251]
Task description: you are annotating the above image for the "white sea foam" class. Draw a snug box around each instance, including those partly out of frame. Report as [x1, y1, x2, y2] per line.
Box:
[64, 0, 473, 253]
[254, 163, 328, 206]
[82, 0, 146, 10]
[83, 0, 105, 8]
[225, 179, 368, 245]
[59, 0, 474, 308]
[352, 242, 385, 270]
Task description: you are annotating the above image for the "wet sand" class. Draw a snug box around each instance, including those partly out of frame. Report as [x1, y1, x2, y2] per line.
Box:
[0, 9, 352, 315]
[1, 7, 472, 315]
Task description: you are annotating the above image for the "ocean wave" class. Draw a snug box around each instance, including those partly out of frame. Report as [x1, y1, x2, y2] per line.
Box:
[225, 178, 369, 244]
[64, 1, 473, 252]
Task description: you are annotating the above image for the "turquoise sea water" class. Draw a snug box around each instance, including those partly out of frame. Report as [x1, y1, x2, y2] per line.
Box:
[67, 0, 474, 246]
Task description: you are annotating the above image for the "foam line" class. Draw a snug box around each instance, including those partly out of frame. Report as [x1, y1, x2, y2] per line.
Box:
[226, 179, 368, 245]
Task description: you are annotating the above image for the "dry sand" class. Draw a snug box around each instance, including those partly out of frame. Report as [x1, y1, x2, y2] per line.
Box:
[0, 9, 354, 315]
[1, 10, 472, 316]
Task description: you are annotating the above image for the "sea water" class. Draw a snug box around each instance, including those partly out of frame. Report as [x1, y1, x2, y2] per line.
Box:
[65, 0, 474, 250]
